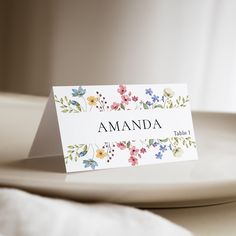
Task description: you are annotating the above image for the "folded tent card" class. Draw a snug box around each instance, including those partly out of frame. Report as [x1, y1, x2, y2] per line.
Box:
[29, 84, 198, 173]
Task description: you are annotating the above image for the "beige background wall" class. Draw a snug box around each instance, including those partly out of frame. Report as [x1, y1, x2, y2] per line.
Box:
[0, 0, 5, 89]
[0, 0, 51, 96]
[1, 0, 236, 111]
[50, 0, 210, 104]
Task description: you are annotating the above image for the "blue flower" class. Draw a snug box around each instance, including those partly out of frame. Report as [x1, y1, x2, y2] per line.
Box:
[79, 151, 87, 157]
[159, 145, 167, 152]
[72, 86, 86, 97]
[153, 142, 159, 147]
[71, 100, 79, 106]
[146, 101, 153, 106]
[152, 95, 159, 103]
[155, 152, 163, 159]
[83, 159, 98, 170]
[145, 88, 153, 96]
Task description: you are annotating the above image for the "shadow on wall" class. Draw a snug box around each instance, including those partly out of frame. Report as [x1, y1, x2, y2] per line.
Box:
[1, 0, 51, 96]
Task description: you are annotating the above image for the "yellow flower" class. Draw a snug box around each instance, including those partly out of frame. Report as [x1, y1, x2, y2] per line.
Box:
[96, 149, 107, 159]
[87, 96, 97, 106]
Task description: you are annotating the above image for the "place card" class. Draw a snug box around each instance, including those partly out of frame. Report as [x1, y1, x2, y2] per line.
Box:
[29, 84, 198, 172]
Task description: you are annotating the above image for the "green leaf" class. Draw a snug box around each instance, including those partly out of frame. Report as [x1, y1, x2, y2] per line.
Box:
[143, 103, 149, 109]
[62, 109, 68, 113]
[148, 139, 154, 146]
[77, 103, 81, 111]
[120, 103, 125, 110]
[127, 141, 131, 148]
[159, 138, 168, 142]
[83, 145, 88, 152]
[153, 104, 164, 108]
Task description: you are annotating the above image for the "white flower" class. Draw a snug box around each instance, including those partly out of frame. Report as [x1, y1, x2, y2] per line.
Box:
[173, 147, 184, 157]
[164, 88, 174, 98]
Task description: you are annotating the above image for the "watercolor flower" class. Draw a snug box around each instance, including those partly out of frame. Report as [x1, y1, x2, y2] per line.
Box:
[173, 147, 184, 157]
[140, 148, 146, 154]
[87, 96, 97, 106]
[128, 156, 138, 166]
[155, 152, 163, 159]
[72, 86, 86, 97]
[121, 95, 131, 105]
[96, 149, 107, 159]
[111, 102, 120, 110]
[117, 142, 126, 150]
[71, 100, 79, 106]
[153, 142, 159, 147]
[117, 85, 127, 95]
[152, 95, 159, 103]
[159, 145, 167, 153]
[164, 88, 174, 98]
[146, 101, 153, 106]
[145, 88, 153, 96]
[130, 146, 139, 156]
[132, 96, 138, 102]
[79, 151, 87, 157]
[83, 159, 98, 170]
[166, 100, 173, 107]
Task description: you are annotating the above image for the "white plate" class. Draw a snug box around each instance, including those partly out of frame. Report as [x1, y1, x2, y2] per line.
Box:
[0, 93, 236, 208]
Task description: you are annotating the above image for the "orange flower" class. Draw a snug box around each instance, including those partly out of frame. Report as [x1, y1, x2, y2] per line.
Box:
[96, 149, 107, 159]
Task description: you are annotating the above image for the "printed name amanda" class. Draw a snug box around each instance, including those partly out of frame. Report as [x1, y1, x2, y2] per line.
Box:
[98, 119, 162, 133]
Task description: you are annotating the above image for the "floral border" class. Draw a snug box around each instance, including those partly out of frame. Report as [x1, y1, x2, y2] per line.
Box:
[64, 136, 196, 170]
[54, 85, 189, 113]
[54, 85, 196, 170]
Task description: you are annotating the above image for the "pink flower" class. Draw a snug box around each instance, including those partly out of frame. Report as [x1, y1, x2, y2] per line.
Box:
[117, 85, 127, 95]
[130, 146, 139, 156]
[128, 91, 132, 96]
[132, 96, 138, 101]
[111, 102, 120, 110]
[140, 148, 146, 154]
[128, 156, 138, 166]
[117, 142, 126, 150]
[121, 95, 131, 105]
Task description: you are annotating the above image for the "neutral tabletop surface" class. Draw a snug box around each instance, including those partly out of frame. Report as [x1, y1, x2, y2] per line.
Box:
[0, 92, 236, 235]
